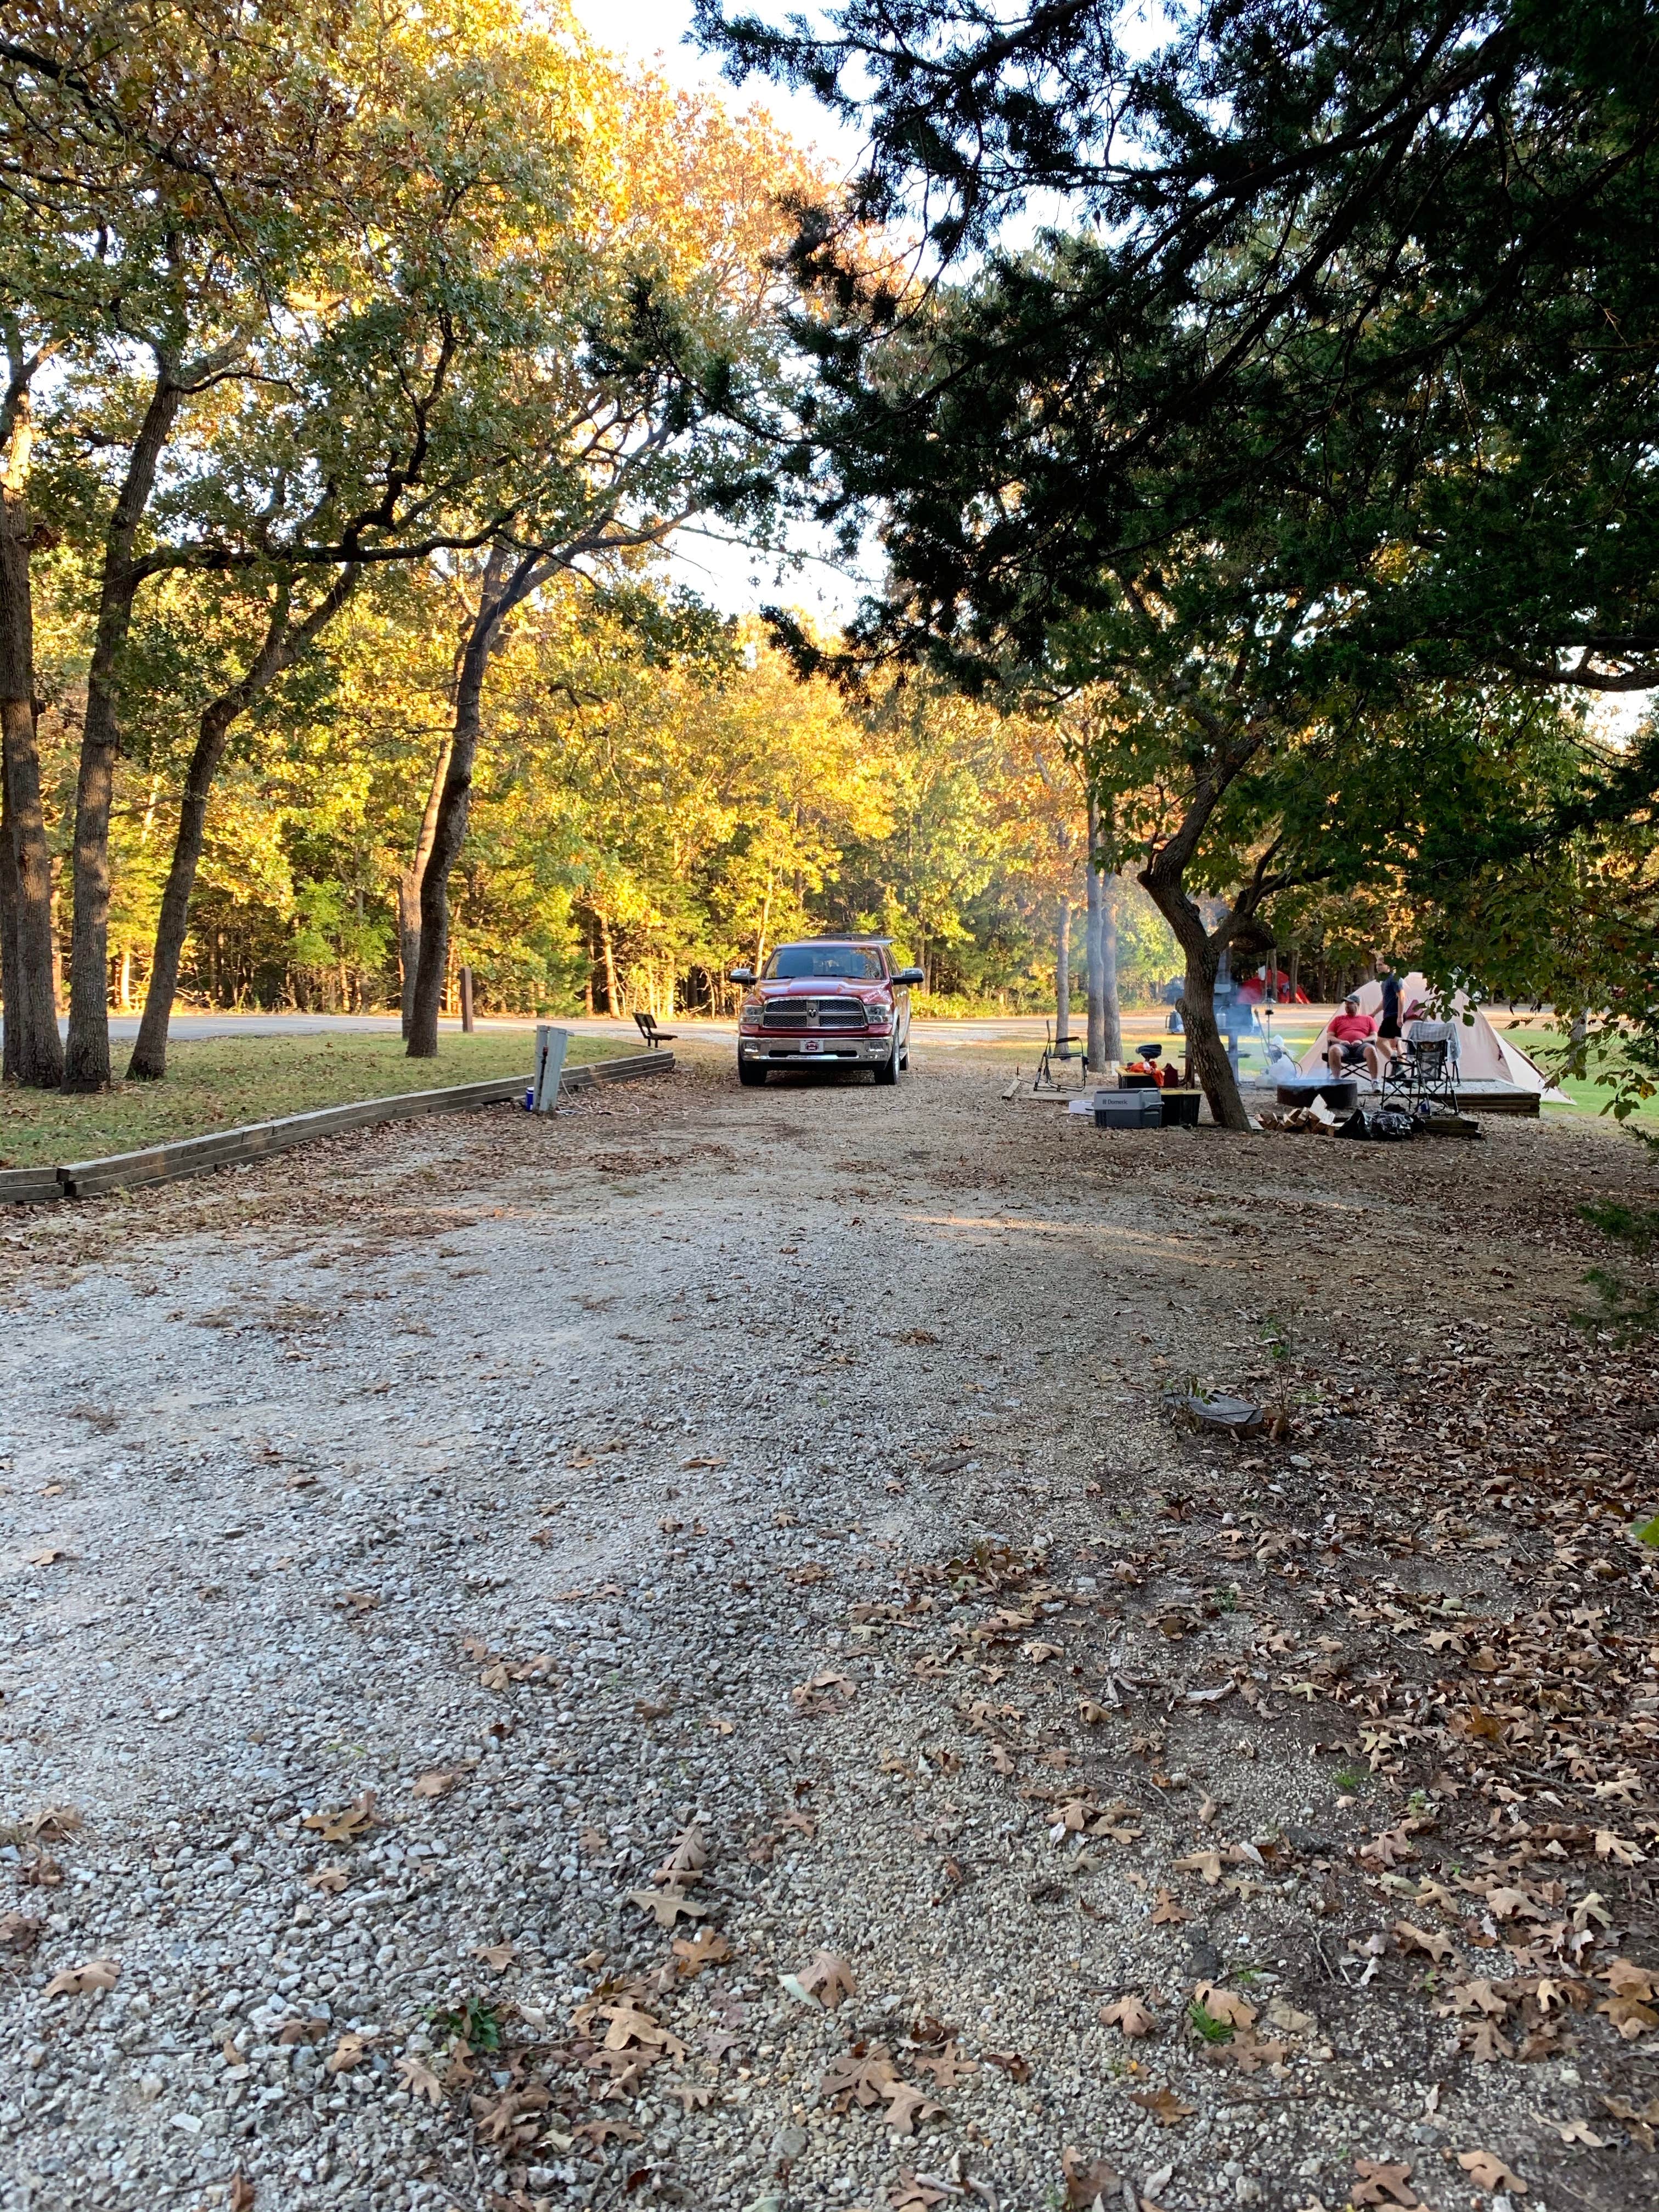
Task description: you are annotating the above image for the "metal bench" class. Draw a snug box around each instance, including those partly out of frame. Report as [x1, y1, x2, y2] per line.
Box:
[633, 1010, 678, 1049]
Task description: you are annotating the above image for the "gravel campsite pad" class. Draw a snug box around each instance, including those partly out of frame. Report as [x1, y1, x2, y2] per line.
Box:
[2, 1040, 1656, 2212]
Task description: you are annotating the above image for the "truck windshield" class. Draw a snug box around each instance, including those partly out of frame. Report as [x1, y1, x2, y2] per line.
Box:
[765, 946, 885, 980]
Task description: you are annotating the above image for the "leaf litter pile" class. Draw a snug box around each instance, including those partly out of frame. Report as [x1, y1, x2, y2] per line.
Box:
[1, 1050, 1656, 2211]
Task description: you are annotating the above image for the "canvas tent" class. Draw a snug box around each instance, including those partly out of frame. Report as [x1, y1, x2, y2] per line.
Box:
[1297, 975, 1567, 1099]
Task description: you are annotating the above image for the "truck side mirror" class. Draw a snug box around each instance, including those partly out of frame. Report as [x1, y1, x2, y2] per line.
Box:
[893, 967, 924, 986]
[729, 966, 755, 985]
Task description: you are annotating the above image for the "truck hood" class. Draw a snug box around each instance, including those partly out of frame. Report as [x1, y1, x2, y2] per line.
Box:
[753, 978, 890, 999]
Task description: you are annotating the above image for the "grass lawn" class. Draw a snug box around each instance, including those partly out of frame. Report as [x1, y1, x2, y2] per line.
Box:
[0, 1029, 624, 1169]
[1501, 1022, 1659, 1132]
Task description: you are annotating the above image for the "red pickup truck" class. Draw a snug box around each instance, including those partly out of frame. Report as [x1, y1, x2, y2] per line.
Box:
[731, 936, 923, 1086]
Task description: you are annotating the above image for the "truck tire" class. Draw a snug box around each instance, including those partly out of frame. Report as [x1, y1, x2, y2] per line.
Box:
[874, 1043, 899, 1085]
[738, 1056, 767, 1086]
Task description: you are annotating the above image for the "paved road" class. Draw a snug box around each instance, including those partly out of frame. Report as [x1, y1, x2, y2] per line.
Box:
[48, 1008, 1187, 1045]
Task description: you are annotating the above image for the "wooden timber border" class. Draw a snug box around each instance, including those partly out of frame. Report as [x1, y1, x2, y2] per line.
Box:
[0, 1048, 673, 1206]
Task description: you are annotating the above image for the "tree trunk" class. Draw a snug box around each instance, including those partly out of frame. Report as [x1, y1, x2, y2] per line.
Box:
[1054, 896, 1073, 1044]
[1085, 856, 1104, 1071]
[128, 568, 356, 1081]
[0, 755, 17, 1082]
[408, 544, 532, 1058]
[1099, 873, 1121, 1064]
[0, 471, 61, 1087]
[400, 725, 452, 1037]
[1140, 878, 1250, 1130]
[1085, 799, 1121, 1071]
[753, 873, 774, 977]
[63, 369, 182, 1091]
[126, 695, 239, 1079]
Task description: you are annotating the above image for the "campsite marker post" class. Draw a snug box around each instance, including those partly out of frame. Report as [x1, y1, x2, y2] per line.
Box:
[532, 1024, 568, 1113]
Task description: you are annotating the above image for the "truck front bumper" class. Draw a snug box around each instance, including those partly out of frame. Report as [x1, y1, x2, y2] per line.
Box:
[740, 1036, 892, 1063]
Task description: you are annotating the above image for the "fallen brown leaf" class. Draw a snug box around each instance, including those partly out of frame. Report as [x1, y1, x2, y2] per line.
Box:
[1394, 1921, 1457, 1965]
[1099, 1995, 1157, 2039]
[1599, 1991, 1659, 2039]
[627, 1886, 706, 1928]
[1601, 2092, 1659, 2149]
[1604, 1957, 1659, 2001]
[1351, 2158, 1419, 2207]
[793, 1950, 856, 2009]
[44, 1957, 119, 1997]
[1131, 2086, 1197, 2127]
[1062, 2147, 1121, 2208]
[1172, 1849, 1222, 1886]
[395, 2053, 445, 2106]
[1551, 2119, 1607, 2148]
[655, 1825, 708, 1887]
[0, 1910, 42, 1953]
[1457, 2149, 1527, 2194]
[24, 1807, 82, 1842]
[1193, 1982, 1256, 2030]
[672, 1927, 731, 1977]
[301, 1792, 376, 1845]
[882, 2075, 945, 2136]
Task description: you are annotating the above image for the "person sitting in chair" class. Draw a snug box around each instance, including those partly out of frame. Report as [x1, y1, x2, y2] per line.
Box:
[1324, 995, 1382, 1081]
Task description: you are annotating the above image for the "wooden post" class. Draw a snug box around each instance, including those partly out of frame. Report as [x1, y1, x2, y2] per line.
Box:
[460, 964, 474, 1033]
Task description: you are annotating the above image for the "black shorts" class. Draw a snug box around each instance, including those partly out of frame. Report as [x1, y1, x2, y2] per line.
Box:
[1378, 1017, 1401, 1040]
[1335, 1041, 1369, 1065]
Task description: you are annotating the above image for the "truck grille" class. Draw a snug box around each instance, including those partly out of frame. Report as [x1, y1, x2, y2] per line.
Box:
[761, 996, 870, 1031]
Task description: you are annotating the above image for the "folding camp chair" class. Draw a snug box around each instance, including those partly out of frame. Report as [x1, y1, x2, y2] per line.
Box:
[1033, 1020, 1090, 1091]
[1381, 1018, 1460, 1115]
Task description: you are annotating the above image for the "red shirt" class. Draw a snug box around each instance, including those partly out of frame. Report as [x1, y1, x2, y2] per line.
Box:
[1329, 1013, 1375, 1043]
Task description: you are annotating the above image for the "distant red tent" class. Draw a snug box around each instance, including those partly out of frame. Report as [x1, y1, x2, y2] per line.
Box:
[1238, 969, 1309, 1005]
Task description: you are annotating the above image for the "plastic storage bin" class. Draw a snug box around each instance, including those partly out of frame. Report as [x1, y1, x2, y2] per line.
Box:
[1094, 1090, 1164, 1129]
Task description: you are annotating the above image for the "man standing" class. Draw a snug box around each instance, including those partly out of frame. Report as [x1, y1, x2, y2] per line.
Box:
[1324, 994, 1383, 1082]
[1375, 969, 1406, 1069]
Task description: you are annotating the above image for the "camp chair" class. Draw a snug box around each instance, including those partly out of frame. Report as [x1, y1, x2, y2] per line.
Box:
[633, 1010, 677, 1048]
[1033, 1020, 1089, 1091]
[1381, 1018, 1460, 1115]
